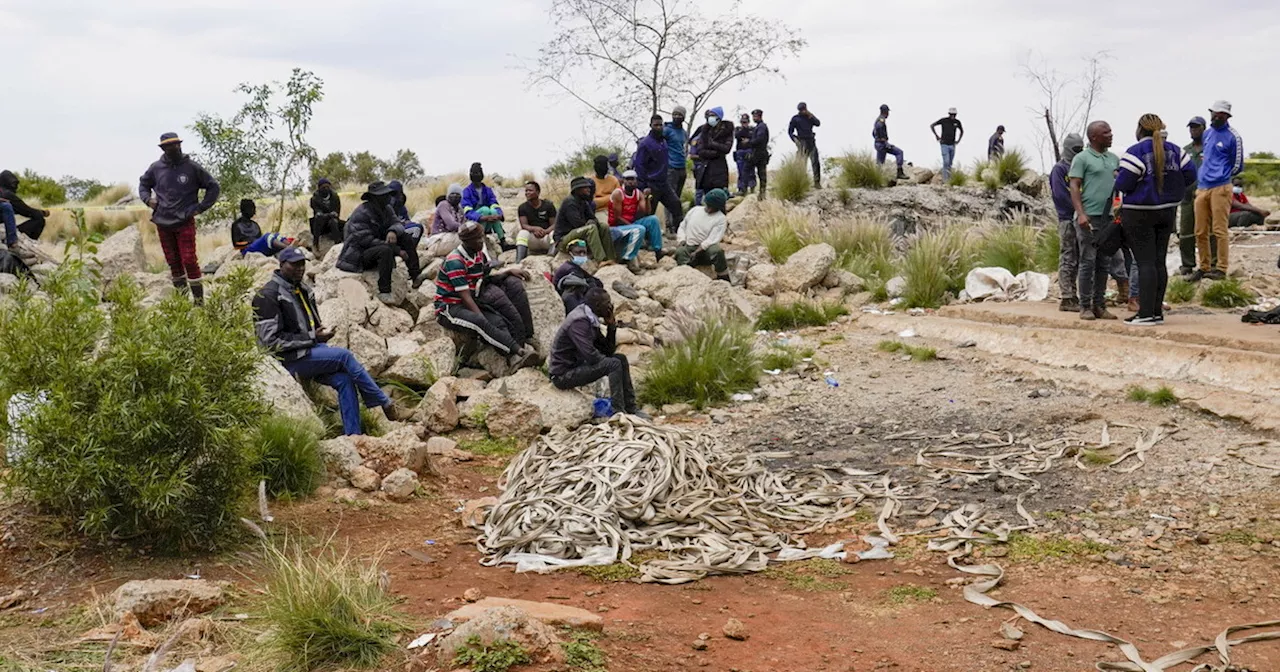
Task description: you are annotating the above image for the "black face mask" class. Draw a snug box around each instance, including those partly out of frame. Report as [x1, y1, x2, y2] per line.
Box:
[593, 158, 609, 178]
[1210, 118, 1227, 129]
[650, 128, 663, 138]
[469, 171, 484, 183]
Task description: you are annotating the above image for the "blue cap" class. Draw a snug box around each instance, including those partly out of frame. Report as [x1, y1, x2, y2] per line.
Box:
[1187, 116, 1206, 127]
[278, 247, 307, 263]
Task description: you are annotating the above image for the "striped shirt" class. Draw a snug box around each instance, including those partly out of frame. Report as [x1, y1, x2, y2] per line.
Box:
[433, 245, 487, 314]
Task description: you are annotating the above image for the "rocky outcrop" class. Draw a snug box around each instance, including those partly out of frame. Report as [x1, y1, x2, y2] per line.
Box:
[254, 357, 322, 425]
[777, 243, 836, 293]
[95, 225, 146, 284]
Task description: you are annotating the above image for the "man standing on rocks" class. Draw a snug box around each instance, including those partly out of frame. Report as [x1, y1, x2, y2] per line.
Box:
[690, 108, 734, 202]
[548, 287, 649, 420]
[930, 108, 964, 182]
[435, 223, 540, 369]
[309, 177, 344, 248]
[663, 107, 690, 229]
[674, 188, 730, 282]
[635, 114, 684, 235]
[553, 177, 615, 262]
[788, 102, 821, 188]
[253, 247, 411, 435]
[1192, 100, 1243, 281]
[872, 104, 907, 180]
[749, 109, 770, 198]
[1178, 117, 1206, 276]
[337, 181, 424, 304]
[988, 125, 1006, 160]
[1068, 121, 1120, 321]
[138, 132, 221, 305]
[734, 113, 757, 196]
[1050, 133, 1085, 311]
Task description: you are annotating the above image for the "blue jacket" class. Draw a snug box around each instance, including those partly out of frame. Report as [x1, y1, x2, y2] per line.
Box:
[1115, 138, 1197, 209]
[1197, 123, 1244, 190]
[461, 183, 503, 222]
[788, 113, 820, 141]
[138, 154, 221, 228]
[1049, 160, 1074, 221]
[633, 133, 668, 189]
[663, 122, 687, 169]
[872, 116, 889, 143]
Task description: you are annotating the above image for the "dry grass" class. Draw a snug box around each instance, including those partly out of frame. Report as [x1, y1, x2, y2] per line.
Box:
[749, 201, 818, 263]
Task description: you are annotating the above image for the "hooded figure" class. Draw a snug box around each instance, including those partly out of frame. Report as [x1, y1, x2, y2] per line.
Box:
[231, 198, 262, 250]
[1050, 132, 1088, 312]
[690, 106, 735, 196]
[337, 181, 423, 301]
[0, 170, 50, 241]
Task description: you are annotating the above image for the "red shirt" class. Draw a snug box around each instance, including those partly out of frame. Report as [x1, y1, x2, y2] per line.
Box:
[1231, 191, 1248, 213]
[608, 188, 642, 226]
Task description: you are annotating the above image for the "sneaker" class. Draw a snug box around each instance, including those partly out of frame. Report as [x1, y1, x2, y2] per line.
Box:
[1127, 298, 1139, 312]
[411, 274, 426, 289]
[1059, 297, 1080, 312]
[654, 249, 666, 263]
[1093, 307, 1118, 320]
[1124, 315, 1160, 327]
[382, 403, 415, 422]
[1205, 269, 1227, 280]
[626, 259, 641, 274]
[376, 292, 397, 305]
[1079, 308, 1096, 321]
[1187, 269, 1205, 282]
[1152, 315, 1165, 324]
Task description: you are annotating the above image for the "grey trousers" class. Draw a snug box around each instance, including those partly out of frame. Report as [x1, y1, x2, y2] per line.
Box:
[1058, 219, 1078, 300]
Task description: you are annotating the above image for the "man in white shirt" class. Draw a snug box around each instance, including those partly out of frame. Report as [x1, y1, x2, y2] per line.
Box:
[674, 188, 729, 281]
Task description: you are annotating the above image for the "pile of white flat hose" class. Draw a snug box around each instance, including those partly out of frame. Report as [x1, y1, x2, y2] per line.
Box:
[479, 414, 893, 584]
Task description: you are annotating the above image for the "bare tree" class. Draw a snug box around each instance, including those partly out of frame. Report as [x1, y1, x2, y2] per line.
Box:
[531, 0, 805, 139]
[1020, 51, 1111, 168]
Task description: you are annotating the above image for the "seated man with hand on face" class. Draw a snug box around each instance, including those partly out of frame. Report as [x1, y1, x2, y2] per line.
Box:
[548, 287, 649, 420]
[253, 247, 412, 436]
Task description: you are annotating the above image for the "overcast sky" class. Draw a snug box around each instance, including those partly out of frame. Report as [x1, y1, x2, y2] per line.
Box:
[4, 0, 1278, 188]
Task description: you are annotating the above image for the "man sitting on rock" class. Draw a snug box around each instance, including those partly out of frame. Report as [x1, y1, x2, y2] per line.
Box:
[435, 223, 540, 369]
[610, 169, 665, 266]
[253, 247, 411, 436]
[461, 162, 511, 250]
[1229, 177, 1271, 228]
[388, 180, 426, 248]
[337, 181, 425, 304]
[0, 170, 50, 241]
[554, 177, 616, 262]
[553, 239, 604, 312]
[476, 252, 538, 354]
[231, 198, 263, 251]
[425, 184, 467, 258]
[309, 178, 344, 247]
[674, 188, 730, 281]
[548, 287, 649, 420]
[515, 180, 556, 261]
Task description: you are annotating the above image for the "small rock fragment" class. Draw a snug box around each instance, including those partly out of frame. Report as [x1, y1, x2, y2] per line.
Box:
[1000, 622, 1025, 641]
[463, 588, 483, 603]
[723, 618, 749, 641]
[992, 639, 1021, 651]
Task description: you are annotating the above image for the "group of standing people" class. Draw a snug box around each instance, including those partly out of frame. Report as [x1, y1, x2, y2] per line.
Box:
[1049, 101, 1246, 326]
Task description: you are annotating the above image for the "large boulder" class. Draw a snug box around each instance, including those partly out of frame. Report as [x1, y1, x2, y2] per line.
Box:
[437, 606, 564, 666]
[492, 368, 592, 430]
[458, 387, 506, 429]
[383, 337, 457, 386]
[906, 166, 935, 185]
[365, 303, 414, 338]
[419, 377, 459, 432]
[380, 468, 419, 502]
[1015, 171, 1045, 198]
[777, 243, 836, 293]
[318, 436, 361, 478]
[725, 193, 760, 233]
[672, 280, 759, 322]
[635, 265, 712, 307]
[111, 580, 227, 627]
[352, 426, 432, 477]
[254, 357, 322, 425]
[745, 263, 778, 296]
[485, 398, 544, 441]
[95, 225, 146, 283]
[347, 326, 389, 375]
[524, 273, 566, 358]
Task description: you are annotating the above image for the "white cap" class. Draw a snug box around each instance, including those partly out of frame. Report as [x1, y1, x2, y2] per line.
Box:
[1209, 100, 1232, 115]
[947, 107, 957, 114]
[621, 169, 638, 179]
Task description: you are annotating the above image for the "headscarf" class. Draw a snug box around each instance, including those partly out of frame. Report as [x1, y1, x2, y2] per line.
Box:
[1138, 114, 1167, 192]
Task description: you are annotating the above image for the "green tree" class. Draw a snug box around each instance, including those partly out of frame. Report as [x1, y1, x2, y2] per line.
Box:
[384, 149, 424, 183]
[15, 170, 67, 206]
[310, 151, 353, 186]
[545, 144, 628, 179]
[348, 151, 385, 185]
[59, 176, 107, 203]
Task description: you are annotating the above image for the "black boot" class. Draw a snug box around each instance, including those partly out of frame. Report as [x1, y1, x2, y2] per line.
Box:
[189, 280, 205, 306]
[516, 245, 528, 262]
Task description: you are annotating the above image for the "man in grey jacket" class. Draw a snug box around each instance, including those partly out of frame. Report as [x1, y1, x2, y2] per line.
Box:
[138, 132, 220, 304]
[548, 288, 649, 419]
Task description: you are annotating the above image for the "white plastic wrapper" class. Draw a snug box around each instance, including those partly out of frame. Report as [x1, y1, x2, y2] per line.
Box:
[493, 545, 619, 574]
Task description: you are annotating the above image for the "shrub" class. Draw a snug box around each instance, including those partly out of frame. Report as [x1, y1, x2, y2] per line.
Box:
[562, 630, 607, 671]
[877, 340, 937, 361]
[755, 301, 848, 331]
[977, 224, 1039, 275]
[836, 187, 853, 207]
[1165, 277, 1197, 303]
[749, 202, 814, 263]
[772, 152, 813, 202]
[1127, 385, 1178, 406]
[0, 264, 265, 552]
[1033, 227, 1060, 274]
[639, 313, 759, 410]
[250, 414, 325, 500]
[261, 542, 402, 671]
[1201, 277, 1253, 308]
[993, 149, 1028, 185]
[454, 637, 531, 672]
[545, 144, 627, 179]
[835, 152, 886, 190]
[15, 169, 67, 206]
[901, 227, 973, 309]
[819, 217, 897, 298]
[947, 168, 970, 187]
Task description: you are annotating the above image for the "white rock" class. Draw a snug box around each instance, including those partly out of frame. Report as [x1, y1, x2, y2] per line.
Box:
[419, 377, 460, 432]
[348, 326, 389, 375]
[349, 465, 381, 492]
[384, 337, 457, 386]
[365, 303, 414, 338]
[777, 243, 836, 293]
[493, 369, 592, 430]
[885, 276, 907, 298]
[318, 436, 361, 478]
[745, 263, 777, 296]
[380, 468, 419, 502]
[94, 225, 146, 283]
[524, 273, 565, 358]
[635, 265, 712, 307]
[254, 357, 321, 424]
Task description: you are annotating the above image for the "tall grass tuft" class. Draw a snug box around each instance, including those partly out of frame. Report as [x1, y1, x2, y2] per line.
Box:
[772, 152, 813, 202]
[261, 542, 403, 672]
[994, 149, 1028, 185]
[250, 415, 326, 500]
[750, 201, 815, 263]
[1201, 277, 1254, 308]
[835, 152, 887, 190]
[976, 224, 1039, 275]
[755, 301, 849, 331]
[639, 312, 759, 410]
[1033, 227, 1060, 274]
[1165, 277, 1197, 304]
[817, 217, 897, 299]
[901, 227, 974, 309]
[947, 168, 970, 187]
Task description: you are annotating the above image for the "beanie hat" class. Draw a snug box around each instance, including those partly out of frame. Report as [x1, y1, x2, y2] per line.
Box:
[704, 188, 729, 213]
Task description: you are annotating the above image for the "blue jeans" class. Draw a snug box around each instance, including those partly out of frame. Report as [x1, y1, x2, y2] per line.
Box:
[0, 202, 15, 246]
[284, 344, 389, 436]
[734, 150, 757, 193]
[626, 215, 664, 253]
[875, 142, 904, 169]
[940, 144, 956, 181]
[609, 225, 642, 261]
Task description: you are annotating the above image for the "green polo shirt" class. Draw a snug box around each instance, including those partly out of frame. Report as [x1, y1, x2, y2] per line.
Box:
[1067, 147, 1120, 217]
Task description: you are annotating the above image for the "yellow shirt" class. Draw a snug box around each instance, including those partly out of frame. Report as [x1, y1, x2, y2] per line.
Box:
[591, 175, 620, 212]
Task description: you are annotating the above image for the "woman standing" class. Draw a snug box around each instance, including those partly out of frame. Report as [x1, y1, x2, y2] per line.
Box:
[1114, 114, 1198, 326]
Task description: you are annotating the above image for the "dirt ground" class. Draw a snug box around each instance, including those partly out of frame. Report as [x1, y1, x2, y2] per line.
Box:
[4, 305, 1280, 672]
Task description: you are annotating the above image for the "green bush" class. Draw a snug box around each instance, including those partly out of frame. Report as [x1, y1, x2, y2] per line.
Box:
[0, 264, 264, 552]
[545, 144, 628, 179]
[993, 149, 1028, 185]
[755, 301, 848, 331]
[901, 228, 973, 309]
[877, 340, 937, 361]
[977, 224, 1039, 275]
[750, 202, 813, 263]
[819, 217, 896, 299]
[835, 152, 886, 190]
[1127, 385, 1178, 406]
[250, 415, 325, 500]
[262, 543, 403, 672]
[1033, 227, 1060, 274]
[1165, 277, 1197, 304]
[772, 152, 813, 202]
[15, 169, 67, 206]
[947, 168, 970, 187]
[454, 637, 531, 672]
[639, 313, 759, 410]
[1201, 277, 1254, 308]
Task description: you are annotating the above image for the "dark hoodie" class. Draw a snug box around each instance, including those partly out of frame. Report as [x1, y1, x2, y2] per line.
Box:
[1049, 133, 1084, 221]
[0, 170, 46, 220]
[138, 153, 221, 227]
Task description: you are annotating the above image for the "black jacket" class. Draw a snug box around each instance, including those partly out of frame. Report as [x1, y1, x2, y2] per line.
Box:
[231, 216, 262, 250]
[691, 123, 734, 190]
[337, 201, 401, 272]
[0, 170, 45, 220]
[549, 303, 618, 378]
[553, 195, 598, 243]
[310, 189, 341, 218]
[252, 271, 320, 362]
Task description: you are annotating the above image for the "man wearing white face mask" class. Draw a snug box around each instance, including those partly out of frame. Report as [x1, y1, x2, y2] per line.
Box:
[552, 239, 604, 312]
[689, 106, 734, 204]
